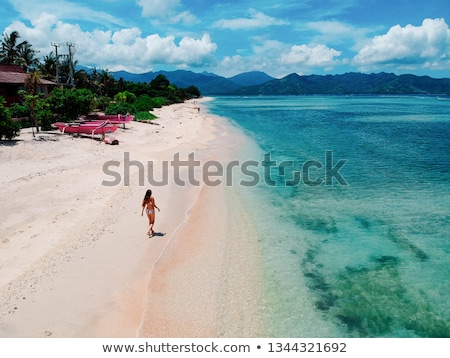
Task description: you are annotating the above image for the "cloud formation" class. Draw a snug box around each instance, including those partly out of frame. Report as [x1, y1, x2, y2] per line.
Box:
[137, 0, 196, 24]
[8, 0, 125, 27]
[280, 44, 342, 67]
[138, 0, 181, 17]
[353, 18, 450, 70]
[213, 9, 287, 30]
[2, 1, 449, 77]
[5, 14, 217, 72]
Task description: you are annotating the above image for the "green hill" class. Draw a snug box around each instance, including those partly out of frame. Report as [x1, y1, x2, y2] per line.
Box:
[230, 72, 450, 95]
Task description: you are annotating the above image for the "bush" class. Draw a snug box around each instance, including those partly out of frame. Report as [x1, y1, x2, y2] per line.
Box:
[135, 96, 170, 110]
[47, 88, 95, 121]
[134, 95, 154, 111]
[94, 96, 111, 111]
[151, 97, 169, 108]
[135, 111, 157, 121]
[0, 120, 21, 140]
[105, 102, 136, 115]
[185, 85, 201, 98]
[0, 97, 21, 140]
[9, 103, 30, 118]
[37, 109, 54, 131]
[114, 91, 137, 104]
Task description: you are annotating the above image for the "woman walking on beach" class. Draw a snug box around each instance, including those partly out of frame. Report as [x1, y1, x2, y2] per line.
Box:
[141, 189, 160, 236]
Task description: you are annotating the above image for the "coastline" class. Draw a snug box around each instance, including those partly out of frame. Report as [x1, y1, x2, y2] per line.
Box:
[0, 98, 266, 337]
[137, 105, 267, 337]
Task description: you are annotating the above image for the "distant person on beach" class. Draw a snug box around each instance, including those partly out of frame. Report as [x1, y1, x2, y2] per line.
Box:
[141, 189, 160, 236]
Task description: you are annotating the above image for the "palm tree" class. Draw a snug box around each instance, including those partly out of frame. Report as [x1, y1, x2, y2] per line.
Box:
[99, 69, 115, 97]
[40, 52, 58, 81]
[92, 69, 115, 97]
[17, 42, 40, 72]
[58, 55, 78, 86]
[24, 70, 42, 134]
[74, 69, 92, 90]
[0, 31, 27, 65]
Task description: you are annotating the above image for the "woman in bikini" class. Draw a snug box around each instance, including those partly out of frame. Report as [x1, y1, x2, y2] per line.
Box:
[141, 189, 160, 236]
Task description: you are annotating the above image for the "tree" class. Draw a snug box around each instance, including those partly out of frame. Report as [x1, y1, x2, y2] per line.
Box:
[0, 31, 27, 65]
[74, 69, 93, 90]
[185, 85, 201, 98]
[23, 70, 42, 134]
[40, 52, 58, 81]
[149, 74, 170, 92]
[17, 42, 40, 72]
[58, 55, 78, 86]
[114, 91, 136, 104]
[47, 87, 95, 121]
[0, 96, 21, 140]
[93, 69, 115, 97]
[1, 31, 40, 72]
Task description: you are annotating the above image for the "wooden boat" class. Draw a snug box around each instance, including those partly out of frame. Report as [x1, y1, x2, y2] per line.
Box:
[53, 121, 119, 138]
[85, 114, 134, 127]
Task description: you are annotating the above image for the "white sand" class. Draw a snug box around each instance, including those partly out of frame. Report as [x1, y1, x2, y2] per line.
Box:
[0, 99, 266, 337]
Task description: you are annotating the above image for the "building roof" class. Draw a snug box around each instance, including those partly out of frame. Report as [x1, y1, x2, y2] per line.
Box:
[0, 64, 25, 73]
[0, 64, 56, 85]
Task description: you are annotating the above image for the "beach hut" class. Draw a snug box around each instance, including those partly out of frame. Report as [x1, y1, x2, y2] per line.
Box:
[0, 64, 57, 106]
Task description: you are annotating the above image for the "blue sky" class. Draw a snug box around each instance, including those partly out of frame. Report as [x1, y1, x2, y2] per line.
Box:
[1, 0, 450, 78]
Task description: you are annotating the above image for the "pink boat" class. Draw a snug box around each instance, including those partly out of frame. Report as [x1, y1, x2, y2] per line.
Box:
[85, 114, 134, 127]
[53, 121, 119, 138]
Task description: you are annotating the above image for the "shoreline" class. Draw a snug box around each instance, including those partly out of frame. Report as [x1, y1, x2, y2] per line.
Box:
[137, 106, 267, 337]
[0, 98, 266, 337]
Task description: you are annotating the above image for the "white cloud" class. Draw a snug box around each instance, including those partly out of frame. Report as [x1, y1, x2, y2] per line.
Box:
[8, 0, 125, 27]
[251, 36, 285, 55]
[137, 0, 196, 24]
[137, 0, 180, 17]
[305, 21, 374, 47]
[112, 28, 142, 45]
[280, 44, 342, 67]
[176, 34, 217, 63]
[213, 39, 342, 78]
[213, 9, 287, 30]
[216, 54, 272, 78]
[211, 36, 343, 78]
[169, 11, 197, 25]
[353, 18, 450, 71]
[5, 15, 217, 73]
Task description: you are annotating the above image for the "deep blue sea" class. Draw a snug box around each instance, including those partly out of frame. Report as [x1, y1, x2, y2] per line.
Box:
[206, 95, 450, 338]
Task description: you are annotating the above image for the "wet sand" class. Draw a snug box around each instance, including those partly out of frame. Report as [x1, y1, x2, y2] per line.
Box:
[0, 99, 266, 337]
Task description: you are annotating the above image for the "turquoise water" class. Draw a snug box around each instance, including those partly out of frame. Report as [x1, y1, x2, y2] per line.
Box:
[206, 96, 450, 337]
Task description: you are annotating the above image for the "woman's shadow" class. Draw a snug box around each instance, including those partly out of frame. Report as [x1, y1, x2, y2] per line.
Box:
[149, 231, 166, 238]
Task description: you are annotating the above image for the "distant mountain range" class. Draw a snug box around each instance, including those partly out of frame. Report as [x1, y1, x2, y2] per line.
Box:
[109, 69, 275, 95]
[78, 66, 450, 95]
[230, 72, 450, 96]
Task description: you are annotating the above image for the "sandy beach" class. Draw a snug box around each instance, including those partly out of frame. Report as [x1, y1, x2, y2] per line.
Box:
[0, 99, 266, 338]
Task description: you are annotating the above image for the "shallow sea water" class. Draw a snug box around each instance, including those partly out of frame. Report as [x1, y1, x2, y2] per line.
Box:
[206, 95, 450, 337]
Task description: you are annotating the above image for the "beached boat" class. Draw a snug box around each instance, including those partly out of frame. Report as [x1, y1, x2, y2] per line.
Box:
[84, 114, 134, 127]
[53, 121, 119, 138]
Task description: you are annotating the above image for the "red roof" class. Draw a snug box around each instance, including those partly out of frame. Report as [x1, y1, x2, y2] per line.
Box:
[0, 64, 25, 73]
[0, 64, 56, 85]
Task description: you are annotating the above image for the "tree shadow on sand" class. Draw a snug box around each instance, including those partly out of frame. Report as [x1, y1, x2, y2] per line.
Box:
[0, 139, 22, 146]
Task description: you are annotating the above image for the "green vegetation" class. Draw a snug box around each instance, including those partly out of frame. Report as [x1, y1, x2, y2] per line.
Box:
[0, 31, 202, 135]
[135, 111, 157, 121]
[0, 96, 21, 140]
[231, 72, 450, 95]
[0, 30, 39, 72]
[46, 87, 95, 122]
[113, 91, 137, 104]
